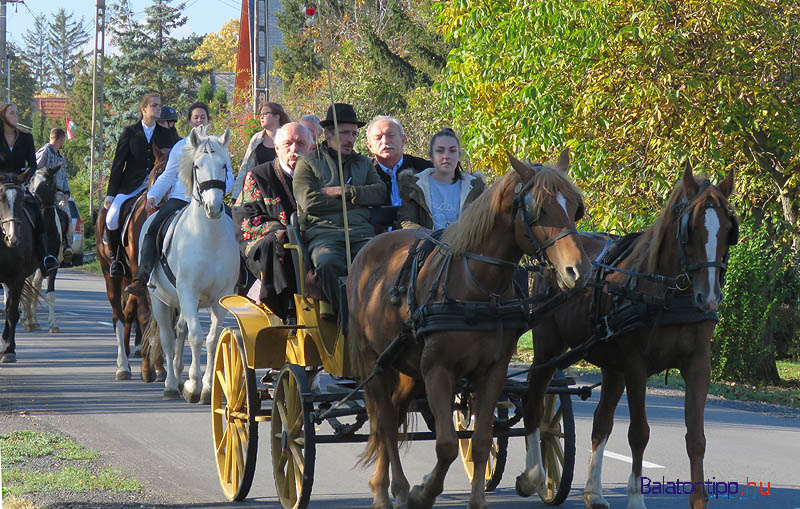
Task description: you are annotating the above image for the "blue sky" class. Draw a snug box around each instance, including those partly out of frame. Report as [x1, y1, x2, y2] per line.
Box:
[8, 1, 242, 50]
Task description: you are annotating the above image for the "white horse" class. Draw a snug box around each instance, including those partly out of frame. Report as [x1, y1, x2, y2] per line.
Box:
[144, 126, 238, 402]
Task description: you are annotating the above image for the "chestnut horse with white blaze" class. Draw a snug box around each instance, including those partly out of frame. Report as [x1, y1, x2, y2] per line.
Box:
[347, 150, 592, 509]
[518, 164, 737, 509]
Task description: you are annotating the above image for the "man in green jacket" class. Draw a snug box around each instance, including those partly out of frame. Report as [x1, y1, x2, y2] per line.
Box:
[293, 103, 387, 313]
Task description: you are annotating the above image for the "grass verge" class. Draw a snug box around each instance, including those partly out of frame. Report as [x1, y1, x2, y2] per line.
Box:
[515, 336, 800, 409]
[0, 430, 141, 500]
[72, 258, 103, 276]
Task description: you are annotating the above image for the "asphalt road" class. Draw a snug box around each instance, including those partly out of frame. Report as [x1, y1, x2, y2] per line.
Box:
[1, 269, 799, 508]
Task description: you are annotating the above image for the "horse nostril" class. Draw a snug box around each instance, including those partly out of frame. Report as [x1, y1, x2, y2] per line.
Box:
[695, 292, 706, 308]
[565, 266, 579, 282]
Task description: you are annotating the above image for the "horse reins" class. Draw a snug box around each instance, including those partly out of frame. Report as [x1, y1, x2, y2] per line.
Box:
[191, 163, 226, 203]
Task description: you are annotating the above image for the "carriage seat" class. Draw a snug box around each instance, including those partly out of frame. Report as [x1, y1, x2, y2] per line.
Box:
[285, 212, 325, 301]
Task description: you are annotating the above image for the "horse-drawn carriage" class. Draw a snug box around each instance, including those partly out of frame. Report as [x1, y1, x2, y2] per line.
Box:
[210, 151, 605, 507]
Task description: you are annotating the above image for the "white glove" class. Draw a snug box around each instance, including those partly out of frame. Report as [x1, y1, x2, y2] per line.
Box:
[103, 196, 114, 209]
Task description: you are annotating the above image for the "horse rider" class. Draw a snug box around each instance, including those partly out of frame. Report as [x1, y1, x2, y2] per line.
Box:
[103, 93, 177, 277]
[233, 122, 313, 320]
[156, 105, 181, 144]
[0, 103, 59, 273]
[365, 115, 431, 232]
[293, 103, 387, 315]
[35, 127, 74, 263]
[125, 101, 233, 299]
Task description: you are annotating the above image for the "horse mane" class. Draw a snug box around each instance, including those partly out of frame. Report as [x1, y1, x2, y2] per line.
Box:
[178, 125, 225, 197]
[629, 176, 733, 273]
[441, 163, 584, 254]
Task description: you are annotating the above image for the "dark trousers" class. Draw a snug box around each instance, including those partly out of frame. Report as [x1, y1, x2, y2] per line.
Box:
[136, 198, 188, 280]
[23, 192, 48, 261]
[308, 234, 370, 312]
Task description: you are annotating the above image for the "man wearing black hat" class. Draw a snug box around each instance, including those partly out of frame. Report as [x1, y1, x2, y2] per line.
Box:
[293, 103, 387, 315]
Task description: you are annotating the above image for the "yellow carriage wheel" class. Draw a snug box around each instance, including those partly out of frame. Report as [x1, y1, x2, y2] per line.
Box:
[454, 398, 509, 492]
[271, 364, 316, 509]
[536, 392, 576, 505]
[211, 328, 259, 501]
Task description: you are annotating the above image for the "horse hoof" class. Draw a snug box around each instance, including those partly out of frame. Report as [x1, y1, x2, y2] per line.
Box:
[49, 326, 60, 334]
[407, 485, 432, 509]
[515, 472, 542, 498]
[163, 389, 181, 400]
[115, 369, 132, 380]
[141, 370, 156, 383]
[155, 371, 167, 383]
[183, 386, 201, 404]
[199, 387, 212, 405]
[1, 353, 16, 363]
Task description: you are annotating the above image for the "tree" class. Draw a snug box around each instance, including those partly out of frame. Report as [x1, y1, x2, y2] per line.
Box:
[21, 14, 51, 93]
[46, 9, 90, 95]
[107, 0, 202, 129]
[191, 18, 239, 72]
[7, 45, 38, 125]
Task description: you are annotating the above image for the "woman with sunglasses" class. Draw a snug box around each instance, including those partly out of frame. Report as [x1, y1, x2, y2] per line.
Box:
[232, 102, 290, 200]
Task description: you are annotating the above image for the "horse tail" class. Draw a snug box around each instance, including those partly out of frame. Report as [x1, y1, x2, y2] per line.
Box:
[22, 278, 44, 306]
[142, 312, 162, 365]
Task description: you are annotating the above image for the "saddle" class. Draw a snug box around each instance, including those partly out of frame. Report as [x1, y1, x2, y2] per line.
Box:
[120, 192, 147, 248]
[155, 207, 186, 287]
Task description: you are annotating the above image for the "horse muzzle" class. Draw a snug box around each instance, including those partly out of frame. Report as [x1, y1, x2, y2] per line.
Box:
[204, 202, 224, 219]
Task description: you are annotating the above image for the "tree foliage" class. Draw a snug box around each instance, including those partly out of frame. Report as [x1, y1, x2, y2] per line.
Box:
[106, 0, 202, 131]
[437, 1, 800, 239]
[191, 18, 239, 72]
[7, 45, 37, 124]
[21, 14, 51, 93]
[45, 9, 90, 95]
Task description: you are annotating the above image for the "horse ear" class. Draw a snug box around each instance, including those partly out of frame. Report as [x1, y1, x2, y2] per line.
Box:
[189, 127, 200, 148]
[221, 128, 231, 149]
[682, 160, 699, 200]
[718, 169, 734, 198]
[506, 150, 534, 181]
[554, 148, 570, 173]
[15, 167, 32, 183]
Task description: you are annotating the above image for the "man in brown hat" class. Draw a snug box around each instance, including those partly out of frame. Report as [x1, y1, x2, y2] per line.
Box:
[293, 103, 387, 314]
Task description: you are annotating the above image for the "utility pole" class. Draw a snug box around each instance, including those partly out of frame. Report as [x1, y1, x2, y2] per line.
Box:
[0, 0, 23, 102]
[252, 0, 267, 112]
[89, 0, 106, 214]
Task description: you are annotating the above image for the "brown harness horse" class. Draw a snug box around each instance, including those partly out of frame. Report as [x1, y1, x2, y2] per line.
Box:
[518, 165, 737, 509]
[95, 146, 168, 382]
[347, 150, 592, 509]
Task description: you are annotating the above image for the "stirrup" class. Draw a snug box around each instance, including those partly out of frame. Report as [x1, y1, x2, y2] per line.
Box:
[43, 255, 59, 273]
[109, 260, 125, 277]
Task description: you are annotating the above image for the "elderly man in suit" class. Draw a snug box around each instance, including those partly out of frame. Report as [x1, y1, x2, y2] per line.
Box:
[103, 92, 177, 277]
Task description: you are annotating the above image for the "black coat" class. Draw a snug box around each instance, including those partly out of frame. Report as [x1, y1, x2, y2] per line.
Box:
[373, 153, 431, 206]
[0, 131, 36, 178]
[232, 160, 297, 319]
[107, 122, 176, 196]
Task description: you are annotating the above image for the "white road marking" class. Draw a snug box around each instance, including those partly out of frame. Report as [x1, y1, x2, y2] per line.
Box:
[97, 321, 113, 327]
[589, 449, 665, 469]
[63, 312, 80, 316]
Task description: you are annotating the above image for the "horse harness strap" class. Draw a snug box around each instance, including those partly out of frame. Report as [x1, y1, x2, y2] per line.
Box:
[157, 208, 186, 288]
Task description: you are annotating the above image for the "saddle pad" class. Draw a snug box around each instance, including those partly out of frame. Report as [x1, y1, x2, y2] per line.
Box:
[120, 192, 147, 247]
[159, 207, 185, 257]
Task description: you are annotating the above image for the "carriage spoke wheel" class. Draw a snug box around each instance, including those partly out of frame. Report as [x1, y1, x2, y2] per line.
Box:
[272, 364, 316, 509]
[454, 400, 508, 492]
[536, 392, 575, 505]
[211, 328, 259, 501]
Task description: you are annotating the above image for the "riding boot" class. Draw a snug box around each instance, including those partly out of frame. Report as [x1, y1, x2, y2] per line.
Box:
[108, 229, 125, 278]
[125, 233, 156, 299]
[39, 231, 59, 274]
[59, 211, 73, 264]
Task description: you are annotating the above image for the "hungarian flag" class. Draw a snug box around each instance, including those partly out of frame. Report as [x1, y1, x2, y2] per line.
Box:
[65, 117, 77, 140]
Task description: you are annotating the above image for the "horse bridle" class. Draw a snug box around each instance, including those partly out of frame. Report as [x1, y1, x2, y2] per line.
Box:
[672, 180, 738, 290]
[191, 163, 226, 203]
[0, 182, 23, 239]
[510, 164, 583, 269]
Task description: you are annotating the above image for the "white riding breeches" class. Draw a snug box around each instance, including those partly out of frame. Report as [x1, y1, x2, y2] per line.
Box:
[106, 182, 147, 231]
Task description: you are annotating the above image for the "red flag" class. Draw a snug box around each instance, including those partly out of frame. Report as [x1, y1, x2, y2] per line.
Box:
[65, 117, 77, 140]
